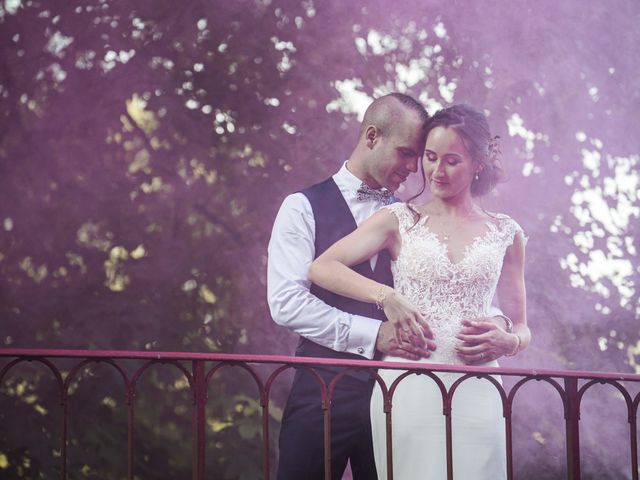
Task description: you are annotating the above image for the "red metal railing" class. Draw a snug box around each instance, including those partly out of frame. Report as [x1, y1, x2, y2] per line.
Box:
[1, 348, 639, 479]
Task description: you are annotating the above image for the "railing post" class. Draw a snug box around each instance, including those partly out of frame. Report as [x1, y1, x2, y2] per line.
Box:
[61, 397, 68, 480]
[384, 393, 394, 480]
[630, 410, 638, 480]
[261, 392, 271, 480]
[127, 395, 135, 480]
[565, 377, 581, 480]
[323, 400, 332, 480]
[505, 401, 514, 480]
[192, 360, 206, 480]
[444, 392, 453, 480]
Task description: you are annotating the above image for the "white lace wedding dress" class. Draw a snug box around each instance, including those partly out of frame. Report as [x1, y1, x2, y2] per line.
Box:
[370, 203, 524, 480]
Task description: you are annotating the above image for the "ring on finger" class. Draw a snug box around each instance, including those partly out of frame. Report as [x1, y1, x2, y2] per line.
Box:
[480, 352, 485, 361]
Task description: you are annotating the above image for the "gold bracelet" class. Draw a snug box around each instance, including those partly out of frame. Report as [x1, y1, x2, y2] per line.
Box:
[374, 286, 390, 310]
[505, 333, 521, 357]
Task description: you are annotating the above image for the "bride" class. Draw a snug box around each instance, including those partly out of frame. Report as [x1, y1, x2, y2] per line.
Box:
[308, 104, 530, 479]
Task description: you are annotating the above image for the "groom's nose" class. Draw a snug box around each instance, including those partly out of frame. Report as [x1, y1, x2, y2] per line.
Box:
[407, 157, 419, 173]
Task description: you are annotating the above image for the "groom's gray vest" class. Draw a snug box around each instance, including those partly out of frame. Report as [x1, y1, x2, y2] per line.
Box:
[296, 177, 394, 375]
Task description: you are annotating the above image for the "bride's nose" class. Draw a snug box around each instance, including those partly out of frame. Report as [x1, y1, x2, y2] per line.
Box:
[433, 160, 446, 178]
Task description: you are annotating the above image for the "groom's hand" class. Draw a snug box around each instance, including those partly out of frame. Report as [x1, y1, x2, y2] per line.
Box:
[455, 316, 517, 364]
[376, 322, 436, 360]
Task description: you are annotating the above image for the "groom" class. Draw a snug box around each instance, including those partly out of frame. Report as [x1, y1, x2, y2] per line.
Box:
[267, 93, 434, 480]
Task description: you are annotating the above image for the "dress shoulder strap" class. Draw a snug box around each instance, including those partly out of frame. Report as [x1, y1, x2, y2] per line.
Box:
[383, 203, 422, 234]
[494, 213, 527, 246]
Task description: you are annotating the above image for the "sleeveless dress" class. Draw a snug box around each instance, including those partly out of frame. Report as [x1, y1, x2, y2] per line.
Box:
[370, 203, 524, 480]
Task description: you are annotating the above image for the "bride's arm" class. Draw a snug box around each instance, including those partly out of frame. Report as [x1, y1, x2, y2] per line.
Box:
[495, 230, 530, 354]
[308, 208, 433, 344]
[309, 209, 397, 303]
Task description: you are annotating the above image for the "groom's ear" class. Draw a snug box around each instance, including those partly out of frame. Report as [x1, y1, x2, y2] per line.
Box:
[365, 125, 380, 149]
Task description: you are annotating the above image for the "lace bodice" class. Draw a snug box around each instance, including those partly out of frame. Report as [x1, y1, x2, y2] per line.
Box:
[384, 203, 524, 365]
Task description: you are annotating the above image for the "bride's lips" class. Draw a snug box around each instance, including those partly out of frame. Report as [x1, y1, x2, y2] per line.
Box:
[431, 179, 448, 186]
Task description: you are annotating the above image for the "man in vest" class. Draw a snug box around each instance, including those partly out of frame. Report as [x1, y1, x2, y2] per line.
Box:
[267, 93, 434, 480]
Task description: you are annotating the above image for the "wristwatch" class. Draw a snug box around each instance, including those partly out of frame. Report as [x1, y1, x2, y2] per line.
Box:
[494, 314, 513, 333]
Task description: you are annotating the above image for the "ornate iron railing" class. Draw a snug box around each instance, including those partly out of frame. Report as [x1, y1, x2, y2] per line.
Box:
[0, 348, 638, 479]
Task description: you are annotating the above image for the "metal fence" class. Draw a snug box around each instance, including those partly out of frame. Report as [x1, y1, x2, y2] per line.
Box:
[1, 348, 638, 479]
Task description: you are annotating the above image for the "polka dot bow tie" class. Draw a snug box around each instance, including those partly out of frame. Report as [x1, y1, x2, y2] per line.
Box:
[356, 183, 394, 205]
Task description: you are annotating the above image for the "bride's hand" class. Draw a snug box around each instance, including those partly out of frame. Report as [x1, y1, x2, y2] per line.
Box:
[381, 289, 434, 347]
[455, 318, 519, 364]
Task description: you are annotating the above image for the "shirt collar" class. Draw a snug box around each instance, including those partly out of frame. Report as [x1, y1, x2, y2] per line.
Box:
[333, 161, 364, 199]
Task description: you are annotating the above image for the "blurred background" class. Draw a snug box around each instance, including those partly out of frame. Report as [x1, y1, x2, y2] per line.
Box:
[0, 0, 638, 478]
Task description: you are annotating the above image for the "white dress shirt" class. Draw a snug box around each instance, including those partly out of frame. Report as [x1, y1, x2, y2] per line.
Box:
[267, 162, 388, 359]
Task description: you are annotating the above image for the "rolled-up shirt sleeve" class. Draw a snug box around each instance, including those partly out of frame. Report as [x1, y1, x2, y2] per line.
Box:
[267, 193, 381, 359]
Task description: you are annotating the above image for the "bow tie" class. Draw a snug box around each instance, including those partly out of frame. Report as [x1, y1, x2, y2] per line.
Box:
[356, 183, 394, 205]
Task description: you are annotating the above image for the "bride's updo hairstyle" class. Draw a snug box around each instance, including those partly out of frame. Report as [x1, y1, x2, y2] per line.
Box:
[425, 104, 504, 197]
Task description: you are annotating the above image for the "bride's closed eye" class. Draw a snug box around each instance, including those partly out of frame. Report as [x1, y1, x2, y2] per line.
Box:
[425, 152, 461, 166]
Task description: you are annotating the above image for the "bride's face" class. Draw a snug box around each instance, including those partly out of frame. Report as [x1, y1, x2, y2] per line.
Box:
[423, 126, 480, 200]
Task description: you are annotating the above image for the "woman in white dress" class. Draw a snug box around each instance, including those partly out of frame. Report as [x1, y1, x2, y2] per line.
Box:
[308, 104, 530, 479]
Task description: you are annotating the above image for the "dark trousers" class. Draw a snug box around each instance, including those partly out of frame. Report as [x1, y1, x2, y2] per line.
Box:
[277, 367, 377, 480]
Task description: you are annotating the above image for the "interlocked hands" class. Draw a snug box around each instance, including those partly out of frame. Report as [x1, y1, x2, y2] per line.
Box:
[375, 289, 436, 360]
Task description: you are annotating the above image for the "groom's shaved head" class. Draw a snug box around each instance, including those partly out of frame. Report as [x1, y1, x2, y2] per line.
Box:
[359, 93, 429, 139]
[347, 92, 429, 192]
